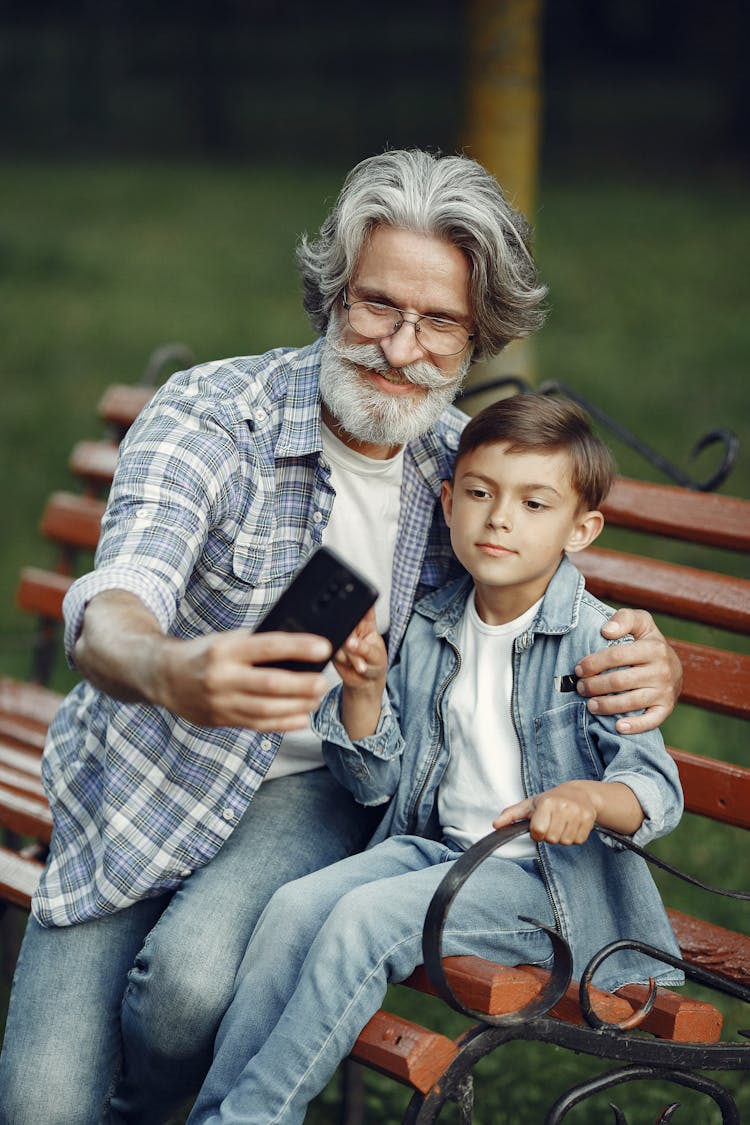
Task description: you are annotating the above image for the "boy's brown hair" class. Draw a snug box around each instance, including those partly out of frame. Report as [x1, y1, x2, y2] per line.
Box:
[454, 394, 615, 510]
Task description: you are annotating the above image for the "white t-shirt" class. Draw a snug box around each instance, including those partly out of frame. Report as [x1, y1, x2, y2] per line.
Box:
[266, 424, 404, 779]
[438, 592, 541, 860]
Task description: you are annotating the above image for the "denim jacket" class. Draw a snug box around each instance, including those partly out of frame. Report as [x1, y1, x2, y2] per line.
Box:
[314, 555, 684, 990]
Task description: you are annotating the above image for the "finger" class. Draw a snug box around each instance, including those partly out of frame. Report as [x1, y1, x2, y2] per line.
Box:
[492, 801, 529, 828]
[240, 631, 333, 666]
[615, 705, 672, 735]
[601, 608, 660, 641]
[528, 802, 553, 841]
[220, 687, 327, 727]
[576, 657, 670, 697]
[575, 640, 661, 682]
[584, 687, 658, 717]
[360, 606, 378, 630]
[234, 664, 330, 701]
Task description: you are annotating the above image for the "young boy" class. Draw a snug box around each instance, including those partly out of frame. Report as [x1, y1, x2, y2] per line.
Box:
[187, 395, 684, 1125]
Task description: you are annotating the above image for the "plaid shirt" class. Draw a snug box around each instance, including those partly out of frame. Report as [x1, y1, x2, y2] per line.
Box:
[35, 338, 467, 926]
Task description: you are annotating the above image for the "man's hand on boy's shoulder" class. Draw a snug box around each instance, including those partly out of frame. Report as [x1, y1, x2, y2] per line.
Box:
[574, 608, 682, 735]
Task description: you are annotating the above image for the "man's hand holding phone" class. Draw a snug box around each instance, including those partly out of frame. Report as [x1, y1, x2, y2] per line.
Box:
[74, 589, 334, 733]
[157, 628, 334, 732]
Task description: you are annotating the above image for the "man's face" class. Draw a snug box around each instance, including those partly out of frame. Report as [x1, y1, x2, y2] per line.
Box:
[319, 226, 474, 453]
[441, 442, 602, 624]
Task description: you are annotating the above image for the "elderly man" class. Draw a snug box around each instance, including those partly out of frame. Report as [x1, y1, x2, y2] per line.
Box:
[0, 149, 681, 1125]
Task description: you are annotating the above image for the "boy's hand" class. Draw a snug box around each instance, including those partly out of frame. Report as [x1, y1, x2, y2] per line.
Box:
[336, 609, 388, 743]
[494, 782, 598, 845]
[493, 779, 644, 844]
[333, 608, 387, 690]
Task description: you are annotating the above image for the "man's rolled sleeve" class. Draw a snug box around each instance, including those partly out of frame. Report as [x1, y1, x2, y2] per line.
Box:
[63, 565, 177, 669]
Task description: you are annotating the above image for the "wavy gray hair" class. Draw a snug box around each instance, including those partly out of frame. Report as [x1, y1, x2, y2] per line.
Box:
[296, 149, 548, 361]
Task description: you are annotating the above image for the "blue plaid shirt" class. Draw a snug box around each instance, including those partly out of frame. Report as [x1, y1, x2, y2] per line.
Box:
[35, 338, 467, 926]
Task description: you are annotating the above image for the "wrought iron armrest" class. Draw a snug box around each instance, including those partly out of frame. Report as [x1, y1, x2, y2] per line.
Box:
[418, 824, 750, 1123]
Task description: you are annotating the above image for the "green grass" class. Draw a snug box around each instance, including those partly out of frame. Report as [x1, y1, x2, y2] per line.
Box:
[1, 158, 748, 1122]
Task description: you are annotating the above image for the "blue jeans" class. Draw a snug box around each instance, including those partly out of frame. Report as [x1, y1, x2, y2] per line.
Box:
[187, 836, 556, 1125]
[0, 769, 381, 1125]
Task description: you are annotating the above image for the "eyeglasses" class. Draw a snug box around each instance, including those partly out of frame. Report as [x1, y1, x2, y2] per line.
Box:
[342, 290, 475, 358]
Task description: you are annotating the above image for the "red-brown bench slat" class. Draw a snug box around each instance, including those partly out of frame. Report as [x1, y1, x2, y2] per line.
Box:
[578, 547, 750, 633]
[670, 748, 750, 829]
[0, 764, 46, 802]
[406, 958, 723, 1044]
[0, 788, 53, 842]
[40, 492, 105, 553]
[97, 384, 155, 435]
[68, 439, 119, 487]
[351, 1009, 458, 1093]
[16, 567, 73, 622]
[406, 958, 633, 1024]
[672, 639, 750, 719]
[0, 679, 63, 728]
[0, 719, 49, 755]
[616, 983, 723, 1043]
[602, 478, 750, 552]
[668, 908, 750, 990]
[0, 743, 43, 777]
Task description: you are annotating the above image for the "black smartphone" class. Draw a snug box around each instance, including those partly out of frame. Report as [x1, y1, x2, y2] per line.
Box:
[253, 547, 379, 672]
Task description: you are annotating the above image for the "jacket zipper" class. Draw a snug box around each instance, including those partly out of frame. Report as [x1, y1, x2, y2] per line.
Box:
[406, 634, 461, 834]
[513, 630, 565, 940]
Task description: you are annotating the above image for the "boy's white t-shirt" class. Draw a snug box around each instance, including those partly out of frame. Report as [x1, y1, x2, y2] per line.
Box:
[438, 592, 541, 860]
[265, 423, 404, 780]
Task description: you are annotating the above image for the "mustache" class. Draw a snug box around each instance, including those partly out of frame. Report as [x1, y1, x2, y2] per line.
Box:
[328, 338, 462, 391]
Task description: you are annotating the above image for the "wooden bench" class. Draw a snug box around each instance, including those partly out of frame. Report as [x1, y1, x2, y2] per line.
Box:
[1, 385, 748, 1123]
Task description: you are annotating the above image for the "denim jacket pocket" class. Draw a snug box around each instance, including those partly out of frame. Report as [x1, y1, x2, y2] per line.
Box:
[533, 700, 603, 791]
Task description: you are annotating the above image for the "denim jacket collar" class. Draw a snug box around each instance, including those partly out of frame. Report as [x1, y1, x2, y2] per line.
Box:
[416, 554, 586, 639]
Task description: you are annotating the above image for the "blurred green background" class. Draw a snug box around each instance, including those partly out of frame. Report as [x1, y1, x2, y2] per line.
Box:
[1, 1, 749, 1121]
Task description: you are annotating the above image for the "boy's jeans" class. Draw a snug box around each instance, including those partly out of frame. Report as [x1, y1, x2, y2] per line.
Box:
[187, 836, 555, 1125]
[0, 769, 381, 1125]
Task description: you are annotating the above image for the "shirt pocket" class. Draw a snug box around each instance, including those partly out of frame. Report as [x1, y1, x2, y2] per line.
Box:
[231, 520, 303, 590]
[533, 700, 603, 790]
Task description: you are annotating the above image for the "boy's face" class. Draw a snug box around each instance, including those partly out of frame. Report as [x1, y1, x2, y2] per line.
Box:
[441, 441, 604, 624]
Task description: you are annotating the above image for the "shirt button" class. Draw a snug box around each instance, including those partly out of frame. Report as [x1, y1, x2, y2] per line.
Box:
[260, 738, 272, 752]
[313, 511, 323, 524]
[222, 807, 236, 822]
[179, 868, 192, 879]
[134, 507, 151, 520]
[255, 408, 267, 423]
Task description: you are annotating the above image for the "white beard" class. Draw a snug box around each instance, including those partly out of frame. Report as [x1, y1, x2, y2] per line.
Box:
[319, 322, 471, 448]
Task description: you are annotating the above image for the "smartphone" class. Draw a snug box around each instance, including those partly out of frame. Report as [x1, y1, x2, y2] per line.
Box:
[253, 547, 379, 672]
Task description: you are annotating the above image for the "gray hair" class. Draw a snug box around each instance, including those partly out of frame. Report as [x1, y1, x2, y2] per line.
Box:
[296, 149, 548, 361]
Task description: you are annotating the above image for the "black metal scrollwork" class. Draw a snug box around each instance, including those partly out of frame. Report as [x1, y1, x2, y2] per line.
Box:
[421, 821, 573, 1023]
[546, 1065, 740, 1124]
[417, 821, 749, 1123]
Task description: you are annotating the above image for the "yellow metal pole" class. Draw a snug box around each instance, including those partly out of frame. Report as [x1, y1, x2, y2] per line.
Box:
[463, 0, 544, 391]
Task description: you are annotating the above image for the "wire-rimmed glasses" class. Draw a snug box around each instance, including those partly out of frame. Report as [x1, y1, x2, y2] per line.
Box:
[342, 290, 475, 358]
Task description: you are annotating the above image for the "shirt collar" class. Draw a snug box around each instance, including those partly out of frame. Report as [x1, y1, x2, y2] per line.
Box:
[272, 337, 326, 458]
[417, 554, 586, 636]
